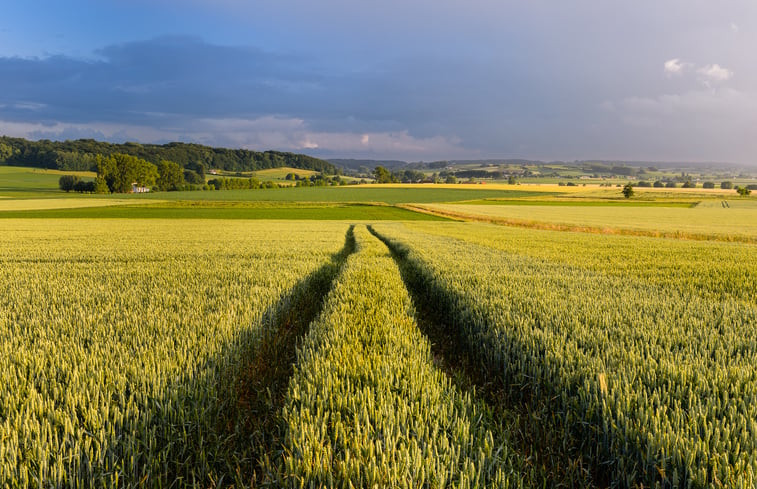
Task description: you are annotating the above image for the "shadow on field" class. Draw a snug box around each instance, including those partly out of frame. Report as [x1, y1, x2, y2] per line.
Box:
[124, 226, 356, 488]
[368, 225, 604, 489]
[232, 224, 355, 483]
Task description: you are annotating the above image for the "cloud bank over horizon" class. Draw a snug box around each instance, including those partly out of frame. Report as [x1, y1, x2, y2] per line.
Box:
[0, 1, 755, 163]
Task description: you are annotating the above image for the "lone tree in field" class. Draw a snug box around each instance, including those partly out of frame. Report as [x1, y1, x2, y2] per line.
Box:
[622, 183, 634, 198]
[736, 186, 752, 196]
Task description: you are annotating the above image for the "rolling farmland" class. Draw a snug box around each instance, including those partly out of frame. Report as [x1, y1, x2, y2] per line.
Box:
[1, 181, 756, 488]
[4, 0, 757, 485]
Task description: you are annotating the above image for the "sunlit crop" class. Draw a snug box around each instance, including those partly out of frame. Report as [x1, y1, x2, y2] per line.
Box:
[4, 214, 755, 488]
[0, 219, 347, 487]
[373, 221, 757, 488]
[263, 225, 529, 488]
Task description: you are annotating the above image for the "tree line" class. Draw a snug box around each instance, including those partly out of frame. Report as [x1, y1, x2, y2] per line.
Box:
[372, 166, 518, 184]
[0, 136, 337, 174]
[59, 154, 189, 193]
[59, 154, 356, 194]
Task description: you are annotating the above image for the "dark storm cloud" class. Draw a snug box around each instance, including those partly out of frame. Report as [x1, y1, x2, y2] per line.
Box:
[1, 0, 756, 164]
[0, 37, 325, 124]
[0, 36, 557, 151]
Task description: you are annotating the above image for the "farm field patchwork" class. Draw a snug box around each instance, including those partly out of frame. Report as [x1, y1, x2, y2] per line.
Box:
[2, 181, 757, 488]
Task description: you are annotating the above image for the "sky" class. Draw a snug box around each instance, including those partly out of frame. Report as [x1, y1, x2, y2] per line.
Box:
[0, 0, 755, 163]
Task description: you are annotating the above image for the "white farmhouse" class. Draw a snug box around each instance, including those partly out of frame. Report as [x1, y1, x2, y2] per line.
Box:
[131, 183, 151, 193]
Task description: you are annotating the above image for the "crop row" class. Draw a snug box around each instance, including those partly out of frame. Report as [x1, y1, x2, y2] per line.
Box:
[261, 225, 530, 488]
[372, 222, 757, 488]
[0, 220, 349, 487]
[401, 221, 757, 303]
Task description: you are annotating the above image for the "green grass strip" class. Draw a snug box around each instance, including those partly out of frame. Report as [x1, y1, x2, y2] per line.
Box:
[0, 204, 447, 220]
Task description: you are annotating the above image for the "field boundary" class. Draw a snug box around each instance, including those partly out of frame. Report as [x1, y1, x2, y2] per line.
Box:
[399, 203, 757, 244]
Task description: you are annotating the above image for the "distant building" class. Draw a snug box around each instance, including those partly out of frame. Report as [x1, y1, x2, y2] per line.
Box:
[131, 183, 150, 193]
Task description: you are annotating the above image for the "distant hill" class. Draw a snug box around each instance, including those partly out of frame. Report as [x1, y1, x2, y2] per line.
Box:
[0, 136, 338, 174]
[329, 159, 408, 172]
[329, 157, 752, 172]
[443, 159, 543, 166]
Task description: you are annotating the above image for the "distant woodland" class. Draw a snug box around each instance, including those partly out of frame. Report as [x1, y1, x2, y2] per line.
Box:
[0, 136, 338, 174]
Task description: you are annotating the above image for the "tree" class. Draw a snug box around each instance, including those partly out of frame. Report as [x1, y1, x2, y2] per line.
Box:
[0, 142, 14, 162]
[373, 166, 396, 183]
[97, 153, 158, 193]
[622, 183, 634, 198]
[702, 181, 715, 189]
[94, 177, 109, 194]
[58, 175, 80, 192]
[183, 169, 204, 185]
[73, 180, 96, 193]
[156, 160, 184, 191]
[721, 181, 733, 189]
[736, 186, 752, 196]
[507, 175, 517, 185]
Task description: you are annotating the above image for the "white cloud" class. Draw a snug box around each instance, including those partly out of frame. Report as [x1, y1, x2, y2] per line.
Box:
[664, 58, 686, 76]
[698, 64, 733, 82]
[731, 22, 739, 33]
[664, 58, 734, 86]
